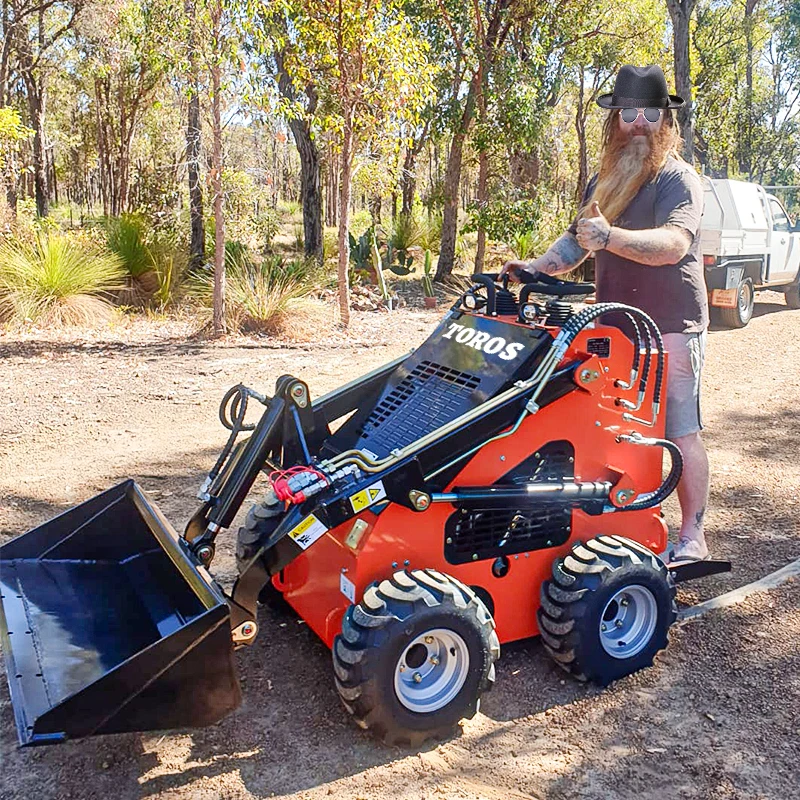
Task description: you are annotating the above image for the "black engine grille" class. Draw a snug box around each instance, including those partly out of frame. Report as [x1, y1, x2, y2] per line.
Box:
[354, 360, 480, 457]
[444, 441, 574, 564]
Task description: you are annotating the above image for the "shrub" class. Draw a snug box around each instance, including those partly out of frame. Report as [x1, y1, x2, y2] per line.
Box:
[148, 234, 189, 311]
[104, 213, 152, 278]
[323, 227, 339, 261]
[293, 222, 304, 251]
[421, 249, 435, 297]
[277, 199, 302, 219]
[250, 206, 279, 253]
[511, 230, 538, 260]
[390, 213, 422, 254]
[418, 212, 442, 253]
[188, 253, 317, 333]
[0, 233, 124, 325]
[349, 209, 373, 239]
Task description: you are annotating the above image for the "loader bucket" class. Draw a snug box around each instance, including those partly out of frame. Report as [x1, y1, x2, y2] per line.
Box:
[0, 480, 240, 746]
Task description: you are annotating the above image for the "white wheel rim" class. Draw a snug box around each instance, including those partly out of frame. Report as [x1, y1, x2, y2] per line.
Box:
[393, 628, 470, 713]
[739, 281, 753, 317]
[599, 585, 658, 659]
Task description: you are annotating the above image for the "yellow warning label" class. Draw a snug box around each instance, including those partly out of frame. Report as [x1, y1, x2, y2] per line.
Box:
[288, 514, 327, 550]
[349, 480, 387, 514]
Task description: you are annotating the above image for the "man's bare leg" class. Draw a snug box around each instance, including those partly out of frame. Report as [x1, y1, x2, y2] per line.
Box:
[671, 431, 710, 558]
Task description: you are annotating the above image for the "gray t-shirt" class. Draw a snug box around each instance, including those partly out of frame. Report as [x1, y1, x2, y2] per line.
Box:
[568, 155, 708, 334]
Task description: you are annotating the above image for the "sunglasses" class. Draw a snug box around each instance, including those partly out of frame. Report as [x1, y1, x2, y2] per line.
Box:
[620, 107, 663, 123]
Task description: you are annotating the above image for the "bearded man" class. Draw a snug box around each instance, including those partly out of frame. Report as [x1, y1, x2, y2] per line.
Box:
[502, 64, 709, 564]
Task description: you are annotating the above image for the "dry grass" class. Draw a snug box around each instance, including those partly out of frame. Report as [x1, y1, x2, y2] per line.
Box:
[261, 296, 338, 341]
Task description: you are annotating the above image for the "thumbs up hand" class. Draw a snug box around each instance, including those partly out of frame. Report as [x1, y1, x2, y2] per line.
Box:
[576, 201, 612, 252]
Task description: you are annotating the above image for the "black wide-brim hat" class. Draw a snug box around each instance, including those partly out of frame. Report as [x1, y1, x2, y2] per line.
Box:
[597, 64, 684, 109]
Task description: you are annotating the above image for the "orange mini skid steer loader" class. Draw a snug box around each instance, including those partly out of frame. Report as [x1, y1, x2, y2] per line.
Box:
[0, 271, 730, 747]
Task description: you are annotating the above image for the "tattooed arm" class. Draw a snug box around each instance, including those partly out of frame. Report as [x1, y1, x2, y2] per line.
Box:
[575, 203, 693, 266]
[604, 225, 692, 266]
[501, 233, 589, 281]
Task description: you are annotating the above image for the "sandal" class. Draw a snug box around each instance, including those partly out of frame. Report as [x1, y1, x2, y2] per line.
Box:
[668, 537, 710, 564]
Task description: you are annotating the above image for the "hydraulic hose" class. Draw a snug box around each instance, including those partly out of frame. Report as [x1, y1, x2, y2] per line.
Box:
[203, 384, 269, 492]
[611, 433, 683, 512]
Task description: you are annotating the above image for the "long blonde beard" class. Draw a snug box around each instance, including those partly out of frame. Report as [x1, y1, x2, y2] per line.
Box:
[581, 121, 678, 224]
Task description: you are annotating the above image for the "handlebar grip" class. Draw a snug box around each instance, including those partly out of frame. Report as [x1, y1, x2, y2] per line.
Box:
[523, 281, 595, 296]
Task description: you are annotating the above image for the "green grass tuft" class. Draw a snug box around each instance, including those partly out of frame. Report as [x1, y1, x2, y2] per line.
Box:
[0, 233, 125, 325]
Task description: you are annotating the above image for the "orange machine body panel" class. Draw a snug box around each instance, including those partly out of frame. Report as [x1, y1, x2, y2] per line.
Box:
[274, 317, 669, 649]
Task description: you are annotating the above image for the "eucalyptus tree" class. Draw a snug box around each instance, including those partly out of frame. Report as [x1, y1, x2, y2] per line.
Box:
[245, 1, 324, 263]
[693, 0, 800, 182]
[666, 0, 698, 163]
[263, 0, 434, 326]
[77, 1, 181, 216]
[5, 0, 88, 216]
[426, 0, 614, 280]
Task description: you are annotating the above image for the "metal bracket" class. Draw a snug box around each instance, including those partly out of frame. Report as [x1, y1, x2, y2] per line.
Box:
[667, 559, 732, 584]
[231, 620, 258, 646]
[409, 490, 431, 511]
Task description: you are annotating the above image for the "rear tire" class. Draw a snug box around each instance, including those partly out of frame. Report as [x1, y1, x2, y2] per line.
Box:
[537, 535, 677, 686]
[333, 569, 499, 746]
[717, 277, 754, 327]
[784, 281, 800, 309]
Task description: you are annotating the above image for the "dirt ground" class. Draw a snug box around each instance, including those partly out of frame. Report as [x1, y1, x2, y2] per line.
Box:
[1, 292, 798, 800]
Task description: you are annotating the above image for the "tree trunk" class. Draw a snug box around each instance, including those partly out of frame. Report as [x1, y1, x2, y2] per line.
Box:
[211, 0, 225, 336]
[187, 90, 205, 268]
[575, 69, 588, 205]
[667, 0, 695, 164]
[274, 45, 323, 262]
[401, 145, 417, 214]
[50, 142, 58, 205]
[0, 0, 11, 107]
[368, 194, 382, 226]
[436, 78, 478, 281]
[337, 117, 353, 328]
[326, 150, 337, 227]
[95, 80, 109, 217]
[26, 82, 48, 217]
[739, 0, 759, 178]
[186, 0, 205, 270]
[474, 148, 488, 273]
[4, 151, 17, 217]
[288, 117, 323, 262]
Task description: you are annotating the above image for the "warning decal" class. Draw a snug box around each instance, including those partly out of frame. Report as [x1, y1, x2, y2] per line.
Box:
[288, 514, 328, 550]
[348, 480, 387, 514]
[340, 572, 356, 603]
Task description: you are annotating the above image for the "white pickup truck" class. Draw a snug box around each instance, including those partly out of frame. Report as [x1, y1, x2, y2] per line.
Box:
[700, 178, 800, 327]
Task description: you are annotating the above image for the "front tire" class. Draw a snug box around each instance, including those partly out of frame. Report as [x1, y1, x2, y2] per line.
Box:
[718, 277, 754, 327]
[333, 569, 499, 746]
[538, 535, 677, 686]
[236, 499, 288, 610]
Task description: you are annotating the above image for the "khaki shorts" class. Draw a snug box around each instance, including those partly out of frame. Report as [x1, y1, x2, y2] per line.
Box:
[662, 331, 706, 439]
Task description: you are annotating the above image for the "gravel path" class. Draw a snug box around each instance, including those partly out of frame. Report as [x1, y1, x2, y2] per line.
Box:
[1, 292, 798, 799]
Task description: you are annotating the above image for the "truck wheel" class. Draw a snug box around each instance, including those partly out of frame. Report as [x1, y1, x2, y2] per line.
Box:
[718, 277, 754, 327]
[333, 569, 499, 746]
[538, 535, 677, 686]
[784, 281, 800, 309]
[236, 501, 288, 610]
